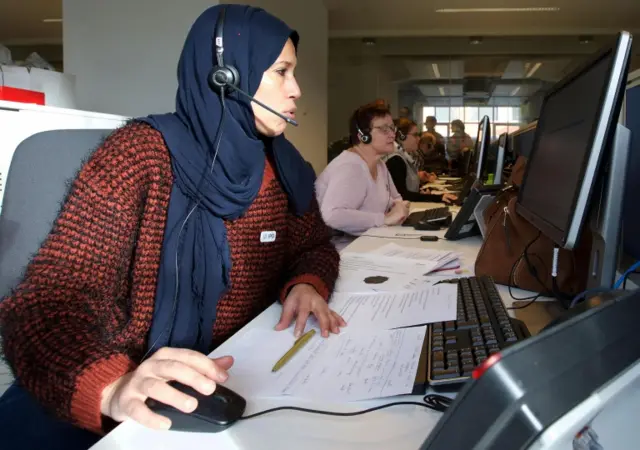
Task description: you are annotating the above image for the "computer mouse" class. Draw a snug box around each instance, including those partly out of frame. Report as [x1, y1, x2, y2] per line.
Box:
[146, 380, 247, 433]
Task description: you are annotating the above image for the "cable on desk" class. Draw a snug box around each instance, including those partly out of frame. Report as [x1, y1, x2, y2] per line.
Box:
[239, 394, 453, 421]
[506, 232, 545, 309]
[622, 269, 640, 290]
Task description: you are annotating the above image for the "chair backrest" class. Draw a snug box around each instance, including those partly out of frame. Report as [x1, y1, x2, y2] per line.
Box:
[0, 129, 112, 298]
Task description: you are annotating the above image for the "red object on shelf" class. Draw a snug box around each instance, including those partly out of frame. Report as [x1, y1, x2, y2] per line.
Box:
[0, 86, 45, 105]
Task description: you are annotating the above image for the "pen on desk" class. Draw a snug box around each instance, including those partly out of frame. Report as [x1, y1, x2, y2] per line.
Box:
[272, 329, 316, 372]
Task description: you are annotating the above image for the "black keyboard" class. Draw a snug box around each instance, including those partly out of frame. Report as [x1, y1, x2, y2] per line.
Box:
[427, 276, 530, 389]
[403, 207, 450, 226]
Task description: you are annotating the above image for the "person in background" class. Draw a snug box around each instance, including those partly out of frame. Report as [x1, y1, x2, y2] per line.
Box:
[417, 132, 448, 174]
[0, 5, 345, 449]
[424, 115, 446, 154]
[316, 102, 409, 236]
[447, 119, 474, 172]
[399, 106, 412, 120]
[327, 99, 390, 163]
[386, 118, 458, 203]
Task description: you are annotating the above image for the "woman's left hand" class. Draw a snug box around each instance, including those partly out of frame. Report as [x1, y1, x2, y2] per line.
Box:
[275, 284, 346, 338]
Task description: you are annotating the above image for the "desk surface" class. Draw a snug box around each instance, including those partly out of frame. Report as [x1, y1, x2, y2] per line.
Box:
[91, 203, 544, 450]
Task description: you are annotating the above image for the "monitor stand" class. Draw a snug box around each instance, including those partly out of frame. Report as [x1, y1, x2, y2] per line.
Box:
[586, 123, 631, 290]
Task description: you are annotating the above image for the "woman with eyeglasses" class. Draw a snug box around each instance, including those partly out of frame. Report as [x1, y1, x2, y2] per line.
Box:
[316, 102, 410, 236]
[386, 118, 458, 203]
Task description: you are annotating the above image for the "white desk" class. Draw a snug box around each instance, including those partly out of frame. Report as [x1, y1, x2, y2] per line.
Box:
[91, 203, 541, 450]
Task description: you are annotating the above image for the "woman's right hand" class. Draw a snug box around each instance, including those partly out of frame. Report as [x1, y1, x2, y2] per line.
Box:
[385, 200, 410, 226]
[100, 347, 234, 429]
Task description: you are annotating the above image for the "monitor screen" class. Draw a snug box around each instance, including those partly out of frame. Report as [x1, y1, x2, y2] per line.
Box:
[511, 122, 537, 159]
[516, 38, 628, 248]
[470, 116, 490, 179]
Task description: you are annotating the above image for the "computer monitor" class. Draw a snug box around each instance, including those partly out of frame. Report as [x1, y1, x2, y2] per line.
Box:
[620, 73, 640, 266]
[491, 133, 508, 186]
[510, 121, 537, 159]
[516, 31, 633, 289]
[468, 115, 491, 179]
[420, 288, 640, 450]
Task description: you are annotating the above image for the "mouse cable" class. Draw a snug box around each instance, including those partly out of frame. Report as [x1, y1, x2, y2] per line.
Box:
[238, 393, 452, 421]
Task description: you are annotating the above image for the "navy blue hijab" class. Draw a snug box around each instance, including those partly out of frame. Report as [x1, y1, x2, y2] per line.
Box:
[140, 5, 315, 353]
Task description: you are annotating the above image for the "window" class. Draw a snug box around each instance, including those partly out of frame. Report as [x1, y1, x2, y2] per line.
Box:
[421, 105, 522, 140]
[479, 107, 494, 121]
[435, 125, 449, 139]
[435, 107, 450, 123]
[450, 107, 464, 121]
[465, 123, 480, 141]
[496, 107, 511, 123]
[464, 107, 479, 122]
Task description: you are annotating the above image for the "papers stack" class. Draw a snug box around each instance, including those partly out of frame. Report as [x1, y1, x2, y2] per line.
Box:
[220, 326, 427, 402]
[335, 243, 462, 293]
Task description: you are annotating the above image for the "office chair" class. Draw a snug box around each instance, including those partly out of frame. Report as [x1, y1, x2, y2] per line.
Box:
[0, 129, 112, 298]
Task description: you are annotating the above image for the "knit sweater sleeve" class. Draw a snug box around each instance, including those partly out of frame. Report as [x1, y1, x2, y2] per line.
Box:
[0, 123, 163, 434]
[280, 196, 340, 302]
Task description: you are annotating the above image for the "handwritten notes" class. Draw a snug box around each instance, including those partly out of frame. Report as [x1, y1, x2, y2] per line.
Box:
[219, 326, 426, 402]
[329, 284, 458, 330]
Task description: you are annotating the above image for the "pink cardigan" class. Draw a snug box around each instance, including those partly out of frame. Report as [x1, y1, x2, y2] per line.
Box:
[315, 151, 401, 235]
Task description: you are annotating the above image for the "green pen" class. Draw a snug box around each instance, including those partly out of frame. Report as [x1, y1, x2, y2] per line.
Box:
[271, 329, 316, 372]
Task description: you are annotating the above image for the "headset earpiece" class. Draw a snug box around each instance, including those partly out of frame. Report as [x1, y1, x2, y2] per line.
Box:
[357, 126, 372, 144]
[209, 65, 240, 94]
[208, 7, 240, 95]
[397, 129, 407, 142]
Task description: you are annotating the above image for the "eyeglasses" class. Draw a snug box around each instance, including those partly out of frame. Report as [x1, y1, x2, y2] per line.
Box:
[372, 125, 397, 134]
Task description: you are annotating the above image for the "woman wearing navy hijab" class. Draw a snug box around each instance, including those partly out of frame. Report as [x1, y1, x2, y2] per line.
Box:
[0, 4, 344, 447]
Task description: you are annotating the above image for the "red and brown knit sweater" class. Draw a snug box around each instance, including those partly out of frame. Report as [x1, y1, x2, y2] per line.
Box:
[0, 122, 339, 434]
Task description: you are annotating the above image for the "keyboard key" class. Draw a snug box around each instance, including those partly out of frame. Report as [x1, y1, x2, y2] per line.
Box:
[460, 349, 473, 359]
[432, 368, 460, 380]
[445, 337, 457, 345]
[432, 360, 445, 369]
[445, 321, 456, 331]
[433, 351, 444, 362]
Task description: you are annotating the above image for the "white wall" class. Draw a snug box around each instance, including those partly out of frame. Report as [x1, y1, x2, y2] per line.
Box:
[328, 55, 399, 143]
[63, 0, 328, 171]
[63, 0, 214, 118]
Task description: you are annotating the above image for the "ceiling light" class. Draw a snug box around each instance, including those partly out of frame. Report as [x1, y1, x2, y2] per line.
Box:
[42, 18, 63, 23]
[469, 36, 483, 45]
[361, 38, 376, 46]
[436, 7, 559, 13]
[510, 86, 521, 96]
[432, 63, 441, 79]
[526, 62, 542, 78]
[438, 87, 446, 96]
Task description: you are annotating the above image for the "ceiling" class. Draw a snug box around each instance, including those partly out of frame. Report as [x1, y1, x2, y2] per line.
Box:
[402, 56, 573, 107]
[324, 0, 640, 37]
[2, 0, 640, 44]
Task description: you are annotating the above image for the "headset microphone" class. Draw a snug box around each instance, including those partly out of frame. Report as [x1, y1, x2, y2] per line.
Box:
[224, 82, 299, 126]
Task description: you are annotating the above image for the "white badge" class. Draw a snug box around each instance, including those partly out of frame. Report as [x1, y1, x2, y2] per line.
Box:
[260, 231, 276, 243]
